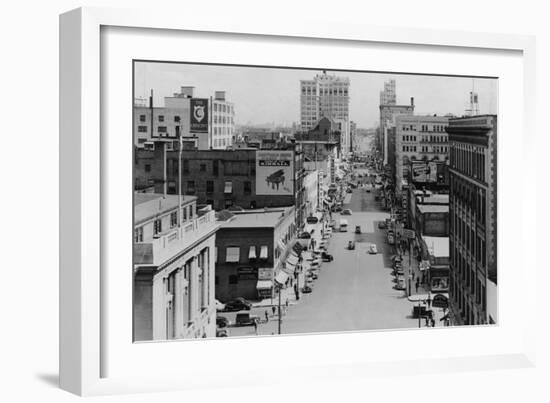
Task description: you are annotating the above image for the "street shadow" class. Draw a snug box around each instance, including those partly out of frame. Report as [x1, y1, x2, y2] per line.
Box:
[35, 373, 59, 388]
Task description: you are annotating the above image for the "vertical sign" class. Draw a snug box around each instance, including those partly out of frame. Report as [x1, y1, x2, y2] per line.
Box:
[190, 98, 209, 133]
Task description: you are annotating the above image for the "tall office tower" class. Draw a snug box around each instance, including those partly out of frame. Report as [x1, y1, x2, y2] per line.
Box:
[300, 71, 350, 155]
[379, 79, 396, 105]
[447, 115, 497, 326]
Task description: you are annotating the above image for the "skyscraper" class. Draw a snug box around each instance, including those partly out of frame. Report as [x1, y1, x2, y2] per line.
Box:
[300, 71, 350, 154]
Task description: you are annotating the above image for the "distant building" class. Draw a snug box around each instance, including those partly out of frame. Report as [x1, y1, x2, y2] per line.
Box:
[379, 79, 396, 106]
[214, 207, 300, 302]
[447, 115, 497, 325]
[394, 115, 449, 197]
[133, 87, 235, 151]
[379, 99, 415, 161]
[211, 91, 236, 149]
[133, 193, 218, 341]
[300, 71, 351, 155]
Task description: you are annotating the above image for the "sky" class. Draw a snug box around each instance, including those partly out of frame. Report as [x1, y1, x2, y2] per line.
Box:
[134, 61, 498, 129]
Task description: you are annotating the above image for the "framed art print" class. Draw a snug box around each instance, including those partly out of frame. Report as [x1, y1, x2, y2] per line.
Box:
[60, 7, 537, 396]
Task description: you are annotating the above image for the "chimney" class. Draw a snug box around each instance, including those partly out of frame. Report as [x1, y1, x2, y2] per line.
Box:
[410, 97, 414, 107]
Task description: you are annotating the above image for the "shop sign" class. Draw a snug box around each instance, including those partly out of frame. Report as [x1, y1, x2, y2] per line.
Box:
[238, 267, 257, 280]
[258, 267, 274, 281]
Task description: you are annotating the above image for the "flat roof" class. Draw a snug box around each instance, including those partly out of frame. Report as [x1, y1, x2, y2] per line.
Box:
[422, 236, 449, 258]
[134, 193, 197, 224]
[417, 204, 449, 214]
[417, 194, 449, 204]
[220, 207, 293, 229]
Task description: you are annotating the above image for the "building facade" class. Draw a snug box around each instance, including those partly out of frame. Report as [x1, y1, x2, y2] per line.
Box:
[214, 207, 298, 302]
[133, 193, 219, 341]
[447, 115, 497, 325]
[379, 79, 396, 106]
[379, 99, 415, 161]
[394, 115, 449, 196]
[300, 72, 350, 154]
[211, 91, 236, 149]
[134, 87, 235, 151]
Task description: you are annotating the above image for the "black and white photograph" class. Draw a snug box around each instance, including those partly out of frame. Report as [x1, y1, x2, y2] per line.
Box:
[132, 61, 498, 341]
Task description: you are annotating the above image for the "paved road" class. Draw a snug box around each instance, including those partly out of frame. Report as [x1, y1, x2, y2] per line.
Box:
[226, 185, 419, 337]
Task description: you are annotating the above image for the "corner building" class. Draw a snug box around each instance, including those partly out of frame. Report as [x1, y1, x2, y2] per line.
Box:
[447, 115, 497, 325]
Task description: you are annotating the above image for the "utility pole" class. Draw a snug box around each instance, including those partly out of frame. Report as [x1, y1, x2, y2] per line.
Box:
[278, 285, 282, 335]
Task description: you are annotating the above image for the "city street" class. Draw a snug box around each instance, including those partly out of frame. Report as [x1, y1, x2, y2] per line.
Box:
[226, 185, 420, 337]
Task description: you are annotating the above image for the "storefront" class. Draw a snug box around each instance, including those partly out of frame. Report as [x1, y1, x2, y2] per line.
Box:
[256, 267, 274, 299]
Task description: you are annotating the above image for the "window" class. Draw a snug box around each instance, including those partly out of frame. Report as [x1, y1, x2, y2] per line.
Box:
[200, 163, 207, 172]
[244, 181, 251, 195]
[139, 114, 146, 122]
[215, 276, 219, 285]
[226, 247, 240, 263]
[224, 181, 233, 194]
[206, 180, 214, 194]
[134, 226, 143, 243]
[158, 126, 167, 133]
[187, 181, 195, 194]
[154, 219, 162, 235]
[165, 210, 177, 228]
[213, 160, 219, 176]
[138, 125, 147, 133]
[144, 164, 151, 173]
[174, 115, 180, 122]
[228, 275, 238, 285]
[183, 160, 189, 174]
[158, 115, 165, 122]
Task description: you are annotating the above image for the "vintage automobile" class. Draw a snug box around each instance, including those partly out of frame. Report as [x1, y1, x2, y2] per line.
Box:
[216, 316, 230, 328]
[368, 244, 378, 254]
[348, 241, 355, 250]
[223, 297, 252, 312]
[355, 225, 361, 234]
[235, 313, 260, 326]
[321, 251, 334, 262]
[302, 285, 313, 294]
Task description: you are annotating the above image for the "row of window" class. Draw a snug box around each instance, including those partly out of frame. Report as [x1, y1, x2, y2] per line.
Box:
[449, 273, 486, 325]
[139, 114, 180, 123]
[402, 135, 417, 142]
[213, 116, 234, 124]
[420, 124, 447, 132]
[133, 204, 195, 243]
[450, 142, 487, 182]
[301, 87, 349, 96]
[213, 103, 233, 114]
[168, 180, 252, 196]
[402, 145, 417, 152]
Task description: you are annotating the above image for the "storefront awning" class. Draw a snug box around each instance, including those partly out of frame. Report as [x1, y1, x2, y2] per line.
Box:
[274, 271, 289, 285]
[256, 280, 273, 290]
[248, 245, 257, 260]
[292, 242, 304, 255]
[286, 254, 299, 266]
[226, 247, 240, 263]
[277, 239, 286, 251]
[259, 245, 268, 259]
[224, 181, 233, 194]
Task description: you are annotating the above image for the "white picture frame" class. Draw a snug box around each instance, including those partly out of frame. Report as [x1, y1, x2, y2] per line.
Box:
[59, 7, 537, 396]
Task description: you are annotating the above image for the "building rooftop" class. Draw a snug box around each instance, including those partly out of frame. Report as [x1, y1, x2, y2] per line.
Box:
[134, 193, 197, 224]
[220, 207, 294, 229]
[417, 204, 449, 214]
[422, 236, 449, 258]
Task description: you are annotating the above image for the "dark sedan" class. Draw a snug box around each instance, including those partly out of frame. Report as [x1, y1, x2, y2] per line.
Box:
[223, 297, 252, 312]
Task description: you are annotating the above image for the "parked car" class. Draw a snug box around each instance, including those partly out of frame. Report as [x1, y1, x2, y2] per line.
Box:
[355, 225, 361, 234]
[223, 297, 252, 312]
[366, 188, 371, 193]
[235, 313, 260, 326]
[307, 272, 318, 280]
[348, 241, 355, 250]
[306, 215, 319, 224]
[215, 299, 226, 312]
[346, 188, 353, 193]
[321, 252, 333, 262]
[298, 231, 312, 239]
[395, 276, 406, 290]
[216, 328, 229, 337]
[341, 209, 352, 215]
[368, 244, 378, 254]
[329, 220, 337, 228]
[302, 285, 313, 294]
[377, 221, 386, 229]
[216, 316, 230, 328]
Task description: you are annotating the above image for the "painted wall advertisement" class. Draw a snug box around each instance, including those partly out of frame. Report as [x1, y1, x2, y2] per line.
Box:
[256, 150, 294, 195]
[189, 98, 209, 133]
[412, 161, 438, 183]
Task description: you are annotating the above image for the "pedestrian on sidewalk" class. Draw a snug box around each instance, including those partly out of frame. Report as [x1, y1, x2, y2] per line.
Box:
[285, 299, 289, 309]
[265, 310, 269, 323]
[415, 280, 419, 293]
[425, 316, 430, 327]
[431, 318, 436, 327]
[271, 305, 276, 316]
[412, 271, 415, 281]
[253, 320, 258, 335]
